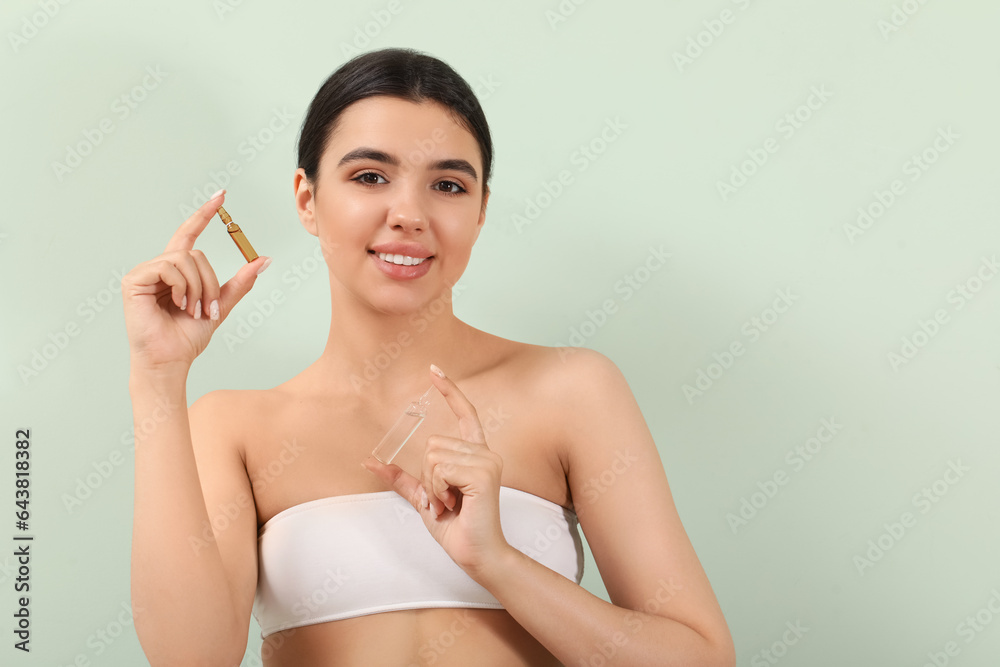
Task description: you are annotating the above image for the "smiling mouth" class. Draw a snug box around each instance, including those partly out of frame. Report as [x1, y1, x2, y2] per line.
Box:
[368, 250, 433, 266]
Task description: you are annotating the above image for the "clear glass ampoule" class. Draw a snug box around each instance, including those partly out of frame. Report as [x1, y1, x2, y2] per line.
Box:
[371, 387, 433, 464]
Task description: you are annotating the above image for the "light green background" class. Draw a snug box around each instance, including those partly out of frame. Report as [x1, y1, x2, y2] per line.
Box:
[3, 0, 999, 665]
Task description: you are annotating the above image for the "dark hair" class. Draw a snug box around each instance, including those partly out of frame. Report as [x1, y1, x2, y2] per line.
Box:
[297, 48, 494, 195]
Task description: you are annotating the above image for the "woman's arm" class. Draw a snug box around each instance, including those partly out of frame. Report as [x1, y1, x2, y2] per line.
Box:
[474, 348, 735, 666]
[130, 379, 258, 667]
[366, 354, 735, 666]
[124, 192, 268, 666]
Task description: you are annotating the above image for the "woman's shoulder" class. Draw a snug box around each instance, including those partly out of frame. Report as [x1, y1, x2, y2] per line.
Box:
[189, 385, 290, 413]
[476, 336, 635, 473]
[187, 385, 296, 446]
[470, 329, 625, 397]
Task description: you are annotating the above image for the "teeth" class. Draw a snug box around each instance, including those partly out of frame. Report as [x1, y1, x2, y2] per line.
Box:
[377, 252, 427, 266]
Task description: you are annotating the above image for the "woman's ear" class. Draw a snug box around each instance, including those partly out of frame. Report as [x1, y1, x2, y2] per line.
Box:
[294, 168, 318, 236]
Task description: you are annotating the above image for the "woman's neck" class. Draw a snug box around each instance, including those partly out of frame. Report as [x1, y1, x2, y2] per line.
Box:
[307, 279, 470, 400]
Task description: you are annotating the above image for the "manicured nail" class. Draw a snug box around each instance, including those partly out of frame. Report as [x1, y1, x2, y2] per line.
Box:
[256, 257, 273, 276]
[420, 488, 429, 510]
[209, 188, 225, 200]
[430, 364, 445, 378]
[194, 299, 202, 319]
[181, 295, 187, 310]
[209, 300, 220, 321]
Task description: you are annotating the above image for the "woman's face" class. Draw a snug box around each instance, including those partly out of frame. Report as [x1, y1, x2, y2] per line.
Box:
[294, 96, 488, 315]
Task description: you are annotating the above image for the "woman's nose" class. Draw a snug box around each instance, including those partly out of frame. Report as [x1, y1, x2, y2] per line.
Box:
[386, 188, 427, 232]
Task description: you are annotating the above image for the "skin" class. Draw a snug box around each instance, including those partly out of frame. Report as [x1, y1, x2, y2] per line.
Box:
[124, 96, 735, 667]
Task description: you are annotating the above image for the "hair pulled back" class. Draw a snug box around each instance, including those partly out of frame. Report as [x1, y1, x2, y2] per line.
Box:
[297, 48, 494, 193]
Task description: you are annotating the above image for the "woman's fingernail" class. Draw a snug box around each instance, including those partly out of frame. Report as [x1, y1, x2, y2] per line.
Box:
[209, 188, 225, 200]
[420, 488, 429, 510]
[430, 364, 445, 378]
[194, 299, 202, 319]
[181, 295, 187, 310]
[209, 300, 220, 321]
[256, 257, 273, 276]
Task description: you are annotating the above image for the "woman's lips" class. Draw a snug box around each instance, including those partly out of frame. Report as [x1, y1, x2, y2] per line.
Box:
[368, 250, 433, 280]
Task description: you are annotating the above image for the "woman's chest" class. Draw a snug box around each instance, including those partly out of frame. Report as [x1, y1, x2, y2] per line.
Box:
[243, 386, 569, 526]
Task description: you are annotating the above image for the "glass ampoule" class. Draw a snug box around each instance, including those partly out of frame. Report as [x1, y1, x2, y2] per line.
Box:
[371, 387, 433, 465]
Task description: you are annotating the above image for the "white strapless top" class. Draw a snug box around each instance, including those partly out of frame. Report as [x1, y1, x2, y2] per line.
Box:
[252, 486, 584, 638]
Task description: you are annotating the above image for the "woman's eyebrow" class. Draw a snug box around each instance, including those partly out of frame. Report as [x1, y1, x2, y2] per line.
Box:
[338, 147, 479, 183]
[430, 158, 478, 183]
[339, 147, 397, 168]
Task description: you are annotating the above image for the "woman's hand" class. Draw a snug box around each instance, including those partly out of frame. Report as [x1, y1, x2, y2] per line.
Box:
[363, 365, 512, 577]
[121, 190, 270, 375]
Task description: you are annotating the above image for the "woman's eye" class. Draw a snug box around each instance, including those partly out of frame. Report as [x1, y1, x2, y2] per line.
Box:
[435, 180, 467, 195]
[353, 172, 387, 186]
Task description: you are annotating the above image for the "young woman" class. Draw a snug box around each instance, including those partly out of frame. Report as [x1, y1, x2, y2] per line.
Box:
[124, 48, 735, 667]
